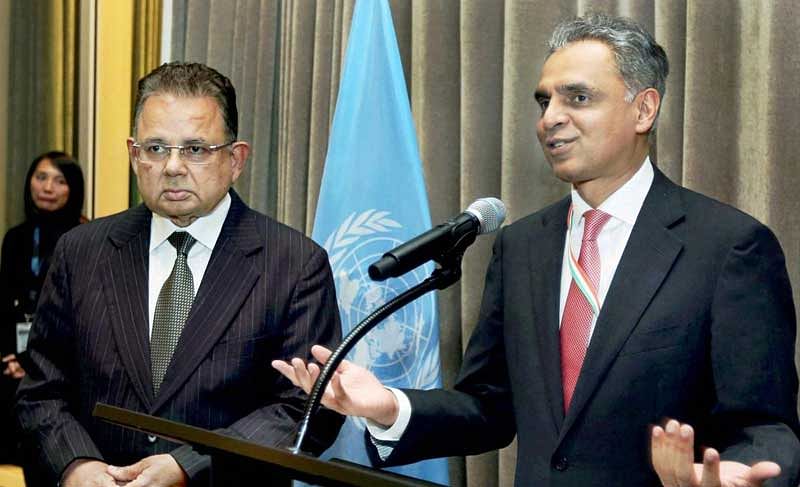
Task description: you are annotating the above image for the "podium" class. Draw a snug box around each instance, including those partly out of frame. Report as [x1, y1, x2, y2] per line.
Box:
[93, 403, 445, 487]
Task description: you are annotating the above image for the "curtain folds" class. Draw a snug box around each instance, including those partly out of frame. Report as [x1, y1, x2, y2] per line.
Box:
[169, 1, 800, 486]
[5, 0, 78, 227]
[129, 0, 163, 205]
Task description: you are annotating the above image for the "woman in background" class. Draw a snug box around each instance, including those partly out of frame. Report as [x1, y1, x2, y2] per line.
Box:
[0, 151, 85, 464]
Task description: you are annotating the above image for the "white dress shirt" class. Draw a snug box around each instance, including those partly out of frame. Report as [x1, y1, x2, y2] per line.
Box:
[147, 193, 231, 337]
[558, 157, 654, 335]
[368, 158, 656, 448]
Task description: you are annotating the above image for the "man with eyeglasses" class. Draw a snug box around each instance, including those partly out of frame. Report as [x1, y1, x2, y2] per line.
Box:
[15, 62, 344, 487]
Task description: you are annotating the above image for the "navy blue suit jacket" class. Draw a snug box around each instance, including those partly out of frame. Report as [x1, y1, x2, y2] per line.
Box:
[373, 169, 800, 486]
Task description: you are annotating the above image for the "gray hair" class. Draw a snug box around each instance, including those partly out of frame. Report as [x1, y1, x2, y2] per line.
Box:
[132, 62, 238, 140]
[548, 13, 668, 126]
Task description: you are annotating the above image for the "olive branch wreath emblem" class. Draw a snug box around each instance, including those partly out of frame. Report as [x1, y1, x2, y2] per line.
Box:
[323, 210, 401, 268]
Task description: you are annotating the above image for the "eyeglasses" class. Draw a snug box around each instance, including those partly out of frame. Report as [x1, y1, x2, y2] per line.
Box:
[130, 141, 234, 165]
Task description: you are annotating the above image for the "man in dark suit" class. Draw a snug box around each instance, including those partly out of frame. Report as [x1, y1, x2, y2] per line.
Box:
[273, 13, 800, 487]
[15, 62, 343, 487]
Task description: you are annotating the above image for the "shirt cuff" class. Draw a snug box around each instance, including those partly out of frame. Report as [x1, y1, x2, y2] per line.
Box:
[365, 387, 412, 441]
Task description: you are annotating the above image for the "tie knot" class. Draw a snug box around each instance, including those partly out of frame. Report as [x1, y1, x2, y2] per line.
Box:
[581, 210, 611, 242]
[168, 232, 196, 256]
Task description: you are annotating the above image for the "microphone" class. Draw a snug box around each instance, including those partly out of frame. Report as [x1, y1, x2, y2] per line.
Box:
[368, 197, 506, 281]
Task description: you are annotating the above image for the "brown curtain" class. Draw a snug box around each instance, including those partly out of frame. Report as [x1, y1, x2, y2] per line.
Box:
[4, 0, 78, 228]
[170, 1, 800, 486]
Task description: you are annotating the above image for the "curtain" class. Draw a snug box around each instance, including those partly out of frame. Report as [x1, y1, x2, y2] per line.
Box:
[170, 0, 284, 217]
[169, 1, 800, 486]
[4, 0, 78, 228]
[129, 0, 163, 206]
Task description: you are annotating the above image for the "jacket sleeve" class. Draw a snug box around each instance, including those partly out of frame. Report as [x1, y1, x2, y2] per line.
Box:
[709, 222, 800, 486]
[14, 236, 105, 485]
[369, 228, 516, 466]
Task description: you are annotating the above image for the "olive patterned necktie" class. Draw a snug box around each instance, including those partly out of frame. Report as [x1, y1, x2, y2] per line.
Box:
[151, 231, 197, 395]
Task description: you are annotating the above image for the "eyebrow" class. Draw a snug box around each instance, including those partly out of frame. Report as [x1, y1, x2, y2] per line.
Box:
[535, 82, 599, 100]
[140, 137, 210, 145]
[558, 83, 598, 95]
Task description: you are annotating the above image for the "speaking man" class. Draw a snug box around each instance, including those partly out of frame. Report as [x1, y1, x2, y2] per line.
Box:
[273, 14, 800, 487]
[15, 62, 343, 487]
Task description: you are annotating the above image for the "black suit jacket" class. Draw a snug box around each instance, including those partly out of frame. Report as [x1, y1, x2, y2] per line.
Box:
[374, 169, 800, 486]
[15, 191, 344, 485]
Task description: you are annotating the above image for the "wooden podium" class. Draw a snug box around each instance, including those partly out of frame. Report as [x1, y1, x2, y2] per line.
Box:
[93, 403, 444, 487]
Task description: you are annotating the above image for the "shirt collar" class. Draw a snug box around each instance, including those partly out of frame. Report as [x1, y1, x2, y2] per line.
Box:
[569, 156, 654, 227]
[149, 192, 231, 252]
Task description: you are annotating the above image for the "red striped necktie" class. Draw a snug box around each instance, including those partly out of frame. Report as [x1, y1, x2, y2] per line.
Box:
[560, 209, 611, 413]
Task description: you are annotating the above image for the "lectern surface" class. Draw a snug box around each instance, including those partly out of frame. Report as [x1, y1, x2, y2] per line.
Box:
[93, 403, 445, 487]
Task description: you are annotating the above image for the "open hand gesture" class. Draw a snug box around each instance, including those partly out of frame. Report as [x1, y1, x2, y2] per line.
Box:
[651, 419, 781, 487]
[272, 345, 399, 426]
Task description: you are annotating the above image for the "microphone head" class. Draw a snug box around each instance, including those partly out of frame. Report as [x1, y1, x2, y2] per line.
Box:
[465, 197, 506, 234]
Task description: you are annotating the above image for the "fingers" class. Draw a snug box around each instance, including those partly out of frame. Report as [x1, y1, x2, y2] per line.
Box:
[699, 448, 720, 487]
[675, 422, 698, 485]
[271, 360, 300, 385]
[745, 461, 781, 483]
[651, 419, 699, 487]
[307, 362, 322, 385]
[6, 361, 25, 379]
[270, 357, 327, 396]
[651, 425, 672, 484]
[310, 345, 333, 363]
[291, 357, 318, 392]
[1, 354, 16, 363]
[668, 419, 696, 486]
[107, 462, 142, 482]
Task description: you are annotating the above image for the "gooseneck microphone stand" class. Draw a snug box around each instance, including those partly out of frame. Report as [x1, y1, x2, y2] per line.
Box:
[290, 252, 466, 455]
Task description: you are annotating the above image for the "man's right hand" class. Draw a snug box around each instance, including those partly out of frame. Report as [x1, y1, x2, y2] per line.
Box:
[271, 344, 399, 427]
[62, 459, 126, 487]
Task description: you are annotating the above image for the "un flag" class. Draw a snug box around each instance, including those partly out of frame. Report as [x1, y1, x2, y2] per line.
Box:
[310, 0, 448, 484]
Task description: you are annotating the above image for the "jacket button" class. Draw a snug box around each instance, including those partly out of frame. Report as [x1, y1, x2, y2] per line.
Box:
[147, 435, 158, 443]
[553, 457, 568, 471]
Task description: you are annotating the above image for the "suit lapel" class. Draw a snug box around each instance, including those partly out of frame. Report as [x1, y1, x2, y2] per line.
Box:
[559, 170, 685, 438]
[101, 204, 155, 409]
[152, 192, 263, 413]
[528, 198, 570, 433]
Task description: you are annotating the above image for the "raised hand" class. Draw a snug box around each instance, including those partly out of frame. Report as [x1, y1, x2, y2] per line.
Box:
[651, 419, 781, 487]
[272, 344, 399, 426]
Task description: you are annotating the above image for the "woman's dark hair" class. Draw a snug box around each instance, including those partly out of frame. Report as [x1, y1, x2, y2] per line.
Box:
[23, 151, 85, 224]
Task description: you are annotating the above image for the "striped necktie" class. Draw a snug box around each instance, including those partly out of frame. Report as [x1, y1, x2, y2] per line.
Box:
[560, 209, 611, 413]
[151, 231, 196, 395]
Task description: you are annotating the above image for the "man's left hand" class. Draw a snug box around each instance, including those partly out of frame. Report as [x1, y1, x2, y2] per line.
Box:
[106, 454, 188, 487]
[651, 419, 781, 487]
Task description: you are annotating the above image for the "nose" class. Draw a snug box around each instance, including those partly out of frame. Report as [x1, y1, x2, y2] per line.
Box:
[163, 147, 187, 176]
[42, 178, 54, 192]
[539, 99, 569, 133]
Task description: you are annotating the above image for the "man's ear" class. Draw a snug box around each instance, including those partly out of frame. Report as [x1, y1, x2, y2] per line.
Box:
[635, 88, 661, 134]
[229, 141, 250, 182]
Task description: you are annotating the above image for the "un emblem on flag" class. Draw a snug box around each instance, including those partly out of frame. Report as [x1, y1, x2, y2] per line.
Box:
[323, 210, 443, 393]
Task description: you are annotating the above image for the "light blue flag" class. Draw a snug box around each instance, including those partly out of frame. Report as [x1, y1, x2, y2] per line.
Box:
[310, 0, 448, 484]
